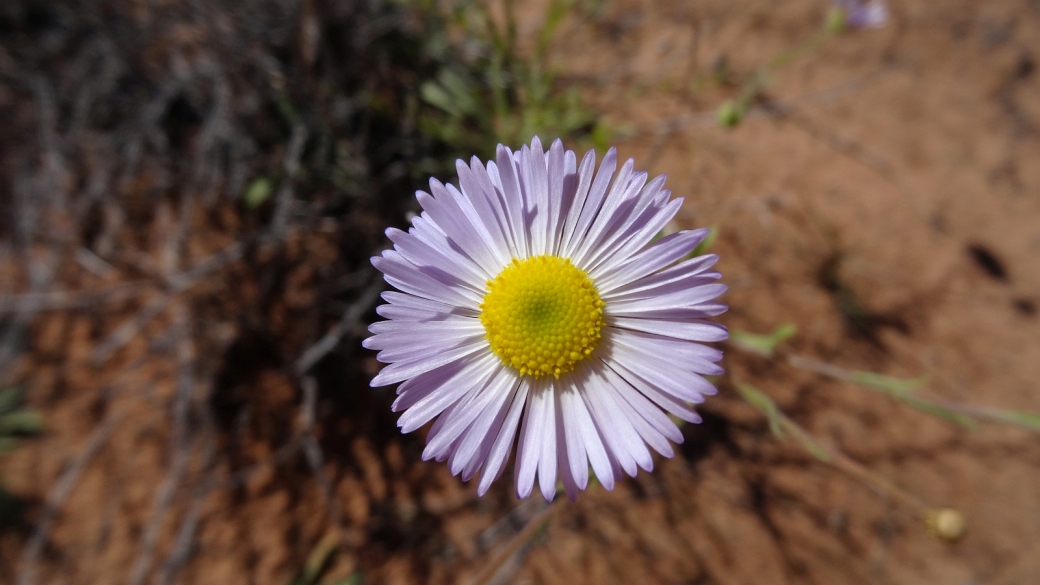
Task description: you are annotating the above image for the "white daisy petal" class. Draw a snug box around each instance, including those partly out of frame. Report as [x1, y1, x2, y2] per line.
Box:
[571, 162, 639, 265]
[607, 316, 729, 342]
[587, 196, 683, 278]
[515, 379, 552, 498]
[393, 353, 497, 430]
[373, 253, 481, 309]
[477, 378, 530, 496]
[605, 359, 703, 424]
[455, 372, 522, 480]
[559, 149, 597, 258]
[457, 158, 514, 261]
[596, 229, 711, 293]
[578, 174, 667, 273]
[495, 145, 530, 257]
[557, 385, 590, 499]
[521, 139, 550, 256]
[371, 339, 487, 388]
[563, 147, 617, 258]
[368, 137, 726, 499]
[606, 253, 719, 299]
[545, 139, 567, 256]
[537, 379, 559, 501]
[423, 363, 506, 462]
[386, 227, 487, 291]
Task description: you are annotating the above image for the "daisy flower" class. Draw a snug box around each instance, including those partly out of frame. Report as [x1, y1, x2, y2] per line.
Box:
[365, 137, 727, 501]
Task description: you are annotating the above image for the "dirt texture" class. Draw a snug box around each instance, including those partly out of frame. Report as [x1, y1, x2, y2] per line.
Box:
[2, 1, 1040, 585]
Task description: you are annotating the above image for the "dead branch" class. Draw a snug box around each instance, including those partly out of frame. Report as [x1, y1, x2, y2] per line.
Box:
[293, 275, 383, 376]
[125, 304, 196, 585]
[0, 282, 149, 315]
[272, 122, 309, 235]
[16, 418, 119, 585]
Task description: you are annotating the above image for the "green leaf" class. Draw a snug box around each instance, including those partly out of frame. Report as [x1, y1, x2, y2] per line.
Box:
[690, 226, 719, 257]
[737, 383, 831, 461]
[290, 532, 340, 585]
[736, 384, 785, 440]
[0, 410, 43, 435]
[955, 407, 1040, 431]
[717, 100, 742, 127]
[419, 80, 462, 117]
[989, 410, 1040, 429]
[896, 395, 976, 430]
[243, 177, 274, 209]
[730, 323, 797, 357]
[843, 371, 976, 429]
[848, 371, 927, 394]
[784, 423, 832, 462]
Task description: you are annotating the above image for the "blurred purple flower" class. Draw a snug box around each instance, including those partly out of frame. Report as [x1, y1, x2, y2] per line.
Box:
[835, 0, 888, 29]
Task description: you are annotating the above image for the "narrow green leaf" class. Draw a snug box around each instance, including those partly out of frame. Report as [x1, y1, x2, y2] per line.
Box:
[785, 424, 832, 462]
[960, 407, 1040, 431]
[419, 81, 462, 117]
[292, 532, 340, 585]
[897, 395, 976, 430]
[730, 323, 797, 357]
[0, 410, 43, 435]
[848, 371, 927, 394]
[730, 330, 775, 356]
[736, 384, 785, 439]
[243, 177, 274, 209]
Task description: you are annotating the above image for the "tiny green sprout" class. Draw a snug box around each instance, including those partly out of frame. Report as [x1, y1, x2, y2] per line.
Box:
[925, 508, 966, 542]
[717, 100, 743, 128]
[243, 177, 274, 209]
[730, 323, 798, 358]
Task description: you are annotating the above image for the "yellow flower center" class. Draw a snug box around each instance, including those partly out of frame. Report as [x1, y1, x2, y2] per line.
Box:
[479, 255, 605, 379]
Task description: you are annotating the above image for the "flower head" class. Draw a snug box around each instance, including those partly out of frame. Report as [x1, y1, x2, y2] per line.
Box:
[365, 137, 727, 500]
[832, 0, 889, 30]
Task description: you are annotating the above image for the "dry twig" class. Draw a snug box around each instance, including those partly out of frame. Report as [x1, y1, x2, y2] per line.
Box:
[17, 419, 119, 585]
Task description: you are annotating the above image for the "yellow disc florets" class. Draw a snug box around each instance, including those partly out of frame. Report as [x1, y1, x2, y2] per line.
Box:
[479, 255, 605, 379]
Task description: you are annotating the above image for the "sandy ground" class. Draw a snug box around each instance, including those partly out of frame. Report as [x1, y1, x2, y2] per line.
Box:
[2, 1, 1040, 584]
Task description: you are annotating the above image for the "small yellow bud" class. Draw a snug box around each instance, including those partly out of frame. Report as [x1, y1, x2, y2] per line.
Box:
[925, 508, 966, 542]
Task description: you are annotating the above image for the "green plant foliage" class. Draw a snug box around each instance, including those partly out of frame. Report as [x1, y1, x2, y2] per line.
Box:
[729, 323, 797, 358]
[243, 176, 274, 209]
[844, 371, 975, 429]
[736, 383, 831, 462]
[416, 0, 604, 157]
[0, 387, 42, 454]
[288, 533, 340, 585]
[967, 408, 1040, 431]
